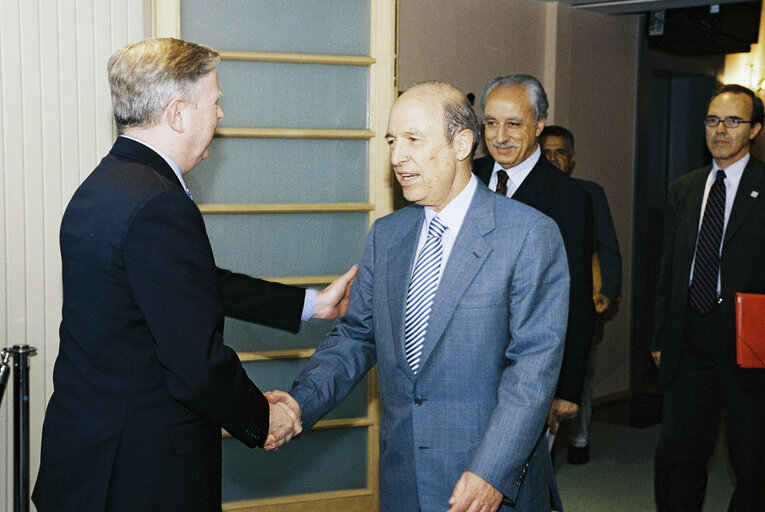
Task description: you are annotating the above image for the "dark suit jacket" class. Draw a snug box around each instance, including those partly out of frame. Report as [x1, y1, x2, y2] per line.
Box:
[33, 137, 306, 512]
[653, 157, 765, 389]
[474, 155, 596, 404]
[574, 178, 622, 303]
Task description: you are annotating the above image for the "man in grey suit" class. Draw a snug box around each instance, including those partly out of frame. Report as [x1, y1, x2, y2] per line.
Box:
[540, 125, 623, 465]
[268, 81, 569, 511]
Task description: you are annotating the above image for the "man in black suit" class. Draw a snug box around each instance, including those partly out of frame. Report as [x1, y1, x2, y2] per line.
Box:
[473, 74, 595, 440]
[32, 38, 355, 512]
[652, 84, 765, 512]
[540, 125, 622, 465]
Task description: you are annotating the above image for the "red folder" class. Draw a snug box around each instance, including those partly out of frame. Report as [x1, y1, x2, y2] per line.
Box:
[735, 293, 765, 369]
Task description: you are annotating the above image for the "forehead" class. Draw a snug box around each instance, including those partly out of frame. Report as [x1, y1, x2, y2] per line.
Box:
[707, 92, 753, 118]
[540, 135, 569, 150]
[484, 85, 533, 116]
[387, 89, 444, 134]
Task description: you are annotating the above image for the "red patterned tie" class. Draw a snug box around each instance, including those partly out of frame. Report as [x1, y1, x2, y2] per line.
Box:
[495, 170, 509, 196]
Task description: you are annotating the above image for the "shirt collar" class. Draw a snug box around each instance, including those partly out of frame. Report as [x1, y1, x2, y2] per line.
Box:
[711, 152, 748, 188]
[492, 145, 541, 186]
[423, 174, 478, 235]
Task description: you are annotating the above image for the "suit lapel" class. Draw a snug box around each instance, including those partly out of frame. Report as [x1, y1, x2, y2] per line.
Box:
[416, 185, 495, 374]
[724, 159, 765, 245]
[511, 161, 546, 209]
[685, 169, 709, 257]
[387, 211, 424, 379]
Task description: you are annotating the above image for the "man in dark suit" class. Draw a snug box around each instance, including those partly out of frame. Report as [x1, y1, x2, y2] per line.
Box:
[652, 84, 765, 511]
[540, 125, 623, 465]
[473, 75, 595, 439]
[32, 38, 355, 512]
[269, 81, 568, 511]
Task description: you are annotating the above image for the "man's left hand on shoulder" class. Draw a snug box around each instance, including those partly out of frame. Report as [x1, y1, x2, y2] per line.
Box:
[313, 265, 358, 319]
[447, 471, 503, 512]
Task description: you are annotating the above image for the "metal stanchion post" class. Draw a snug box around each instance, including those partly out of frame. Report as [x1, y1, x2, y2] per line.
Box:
[0, 345, 37, 512]
[0, 349, 10, 406]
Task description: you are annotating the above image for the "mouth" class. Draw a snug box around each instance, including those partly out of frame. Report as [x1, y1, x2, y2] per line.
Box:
[396, 171, 419, 185]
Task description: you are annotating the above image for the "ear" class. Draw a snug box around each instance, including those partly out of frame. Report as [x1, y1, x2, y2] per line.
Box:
[535, 117, 546, 138]
[750, 122, 762, 141]
[454, 129, 475, 162]
[165, 98, 186, 133]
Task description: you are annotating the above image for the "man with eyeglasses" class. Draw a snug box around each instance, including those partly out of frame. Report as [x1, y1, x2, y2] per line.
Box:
[652, 84, 765, 512]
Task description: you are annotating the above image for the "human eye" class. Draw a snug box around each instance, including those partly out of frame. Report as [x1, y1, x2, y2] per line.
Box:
[704, 116, 720, 127]
[725, 117, 743, 128]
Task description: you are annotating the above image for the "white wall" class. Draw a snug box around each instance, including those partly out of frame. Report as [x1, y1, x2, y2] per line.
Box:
[0, 1, 147, 509]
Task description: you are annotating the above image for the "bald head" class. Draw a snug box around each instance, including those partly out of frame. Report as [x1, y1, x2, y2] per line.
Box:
[386, 81, 478, 211]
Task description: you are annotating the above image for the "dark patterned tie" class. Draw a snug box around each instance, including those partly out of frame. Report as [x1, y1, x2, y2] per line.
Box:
[688, 170, 726, 314]
[495, 170, 509, 196]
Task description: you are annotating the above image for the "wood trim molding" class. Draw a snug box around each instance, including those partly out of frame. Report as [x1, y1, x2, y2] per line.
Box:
[197, 203, 374, 214]
[214, 127, 374, 139]
[238, 349, 315, 362]
[222, 417, 373, 439]
[220, 50, 375, 67]
[150, 0, 180, 38]
[223, 489, 374, 512]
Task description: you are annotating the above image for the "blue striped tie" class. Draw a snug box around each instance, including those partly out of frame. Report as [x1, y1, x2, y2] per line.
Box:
[688, 170, 726, 314]
[404, 216, 447, 373]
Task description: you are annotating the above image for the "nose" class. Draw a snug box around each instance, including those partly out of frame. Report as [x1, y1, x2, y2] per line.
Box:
[495, 124, 510, 144]
[217, 104, 225, 121]
[390, 143, 407, 166]
[714, 120, 727, 134]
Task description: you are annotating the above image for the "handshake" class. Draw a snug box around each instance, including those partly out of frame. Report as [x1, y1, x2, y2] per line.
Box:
[263, 390, 302, 451]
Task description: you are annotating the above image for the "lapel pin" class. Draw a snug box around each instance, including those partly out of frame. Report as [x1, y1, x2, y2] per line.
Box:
[751, 191, 759, 198]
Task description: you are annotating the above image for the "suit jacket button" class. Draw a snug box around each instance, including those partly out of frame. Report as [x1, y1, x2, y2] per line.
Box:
[414, 396, 424, 405]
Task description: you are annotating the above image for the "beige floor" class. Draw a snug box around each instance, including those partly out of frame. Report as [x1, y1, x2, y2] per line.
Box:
[554, 405, 735, 511]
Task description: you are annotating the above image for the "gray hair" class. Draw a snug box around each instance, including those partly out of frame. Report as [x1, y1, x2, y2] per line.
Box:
[480, 74, 549, 122]
[411, 81, 481, 155]
[107, 38, 220, 131]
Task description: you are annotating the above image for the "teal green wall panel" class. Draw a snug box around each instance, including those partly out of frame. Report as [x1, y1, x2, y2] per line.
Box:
[241, 360, 368, 421]
[222, 427, 368, 501]
[225, 317, 334, 352]
[185, 138, 369, 204]
[216, 61, 368, 130]
[203, 213, 367, 277]
[181, 0, 370, 55]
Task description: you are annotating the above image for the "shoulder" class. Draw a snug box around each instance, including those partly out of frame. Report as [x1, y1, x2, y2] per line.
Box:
[669, 165, 711, 193]
[573, 177, 604, 195]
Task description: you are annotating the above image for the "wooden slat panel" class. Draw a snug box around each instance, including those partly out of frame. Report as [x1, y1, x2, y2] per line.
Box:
[215, 127, 374, 139]
[223, 489, 374, 512]
[198, 203, 374, 214]
[220, 50, 375, 67]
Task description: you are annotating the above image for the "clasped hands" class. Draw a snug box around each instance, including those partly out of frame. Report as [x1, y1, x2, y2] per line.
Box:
[263, 390, 302, 451]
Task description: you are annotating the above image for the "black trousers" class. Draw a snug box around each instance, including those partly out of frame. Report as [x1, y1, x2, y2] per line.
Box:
[654, 305, 765, 512]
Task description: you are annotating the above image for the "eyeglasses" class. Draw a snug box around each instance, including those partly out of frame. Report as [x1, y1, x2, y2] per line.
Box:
[704, 116, 753, 128]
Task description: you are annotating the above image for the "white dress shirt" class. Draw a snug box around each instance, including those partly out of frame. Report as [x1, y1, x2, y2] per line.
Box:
[487, 145, 542, 197]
